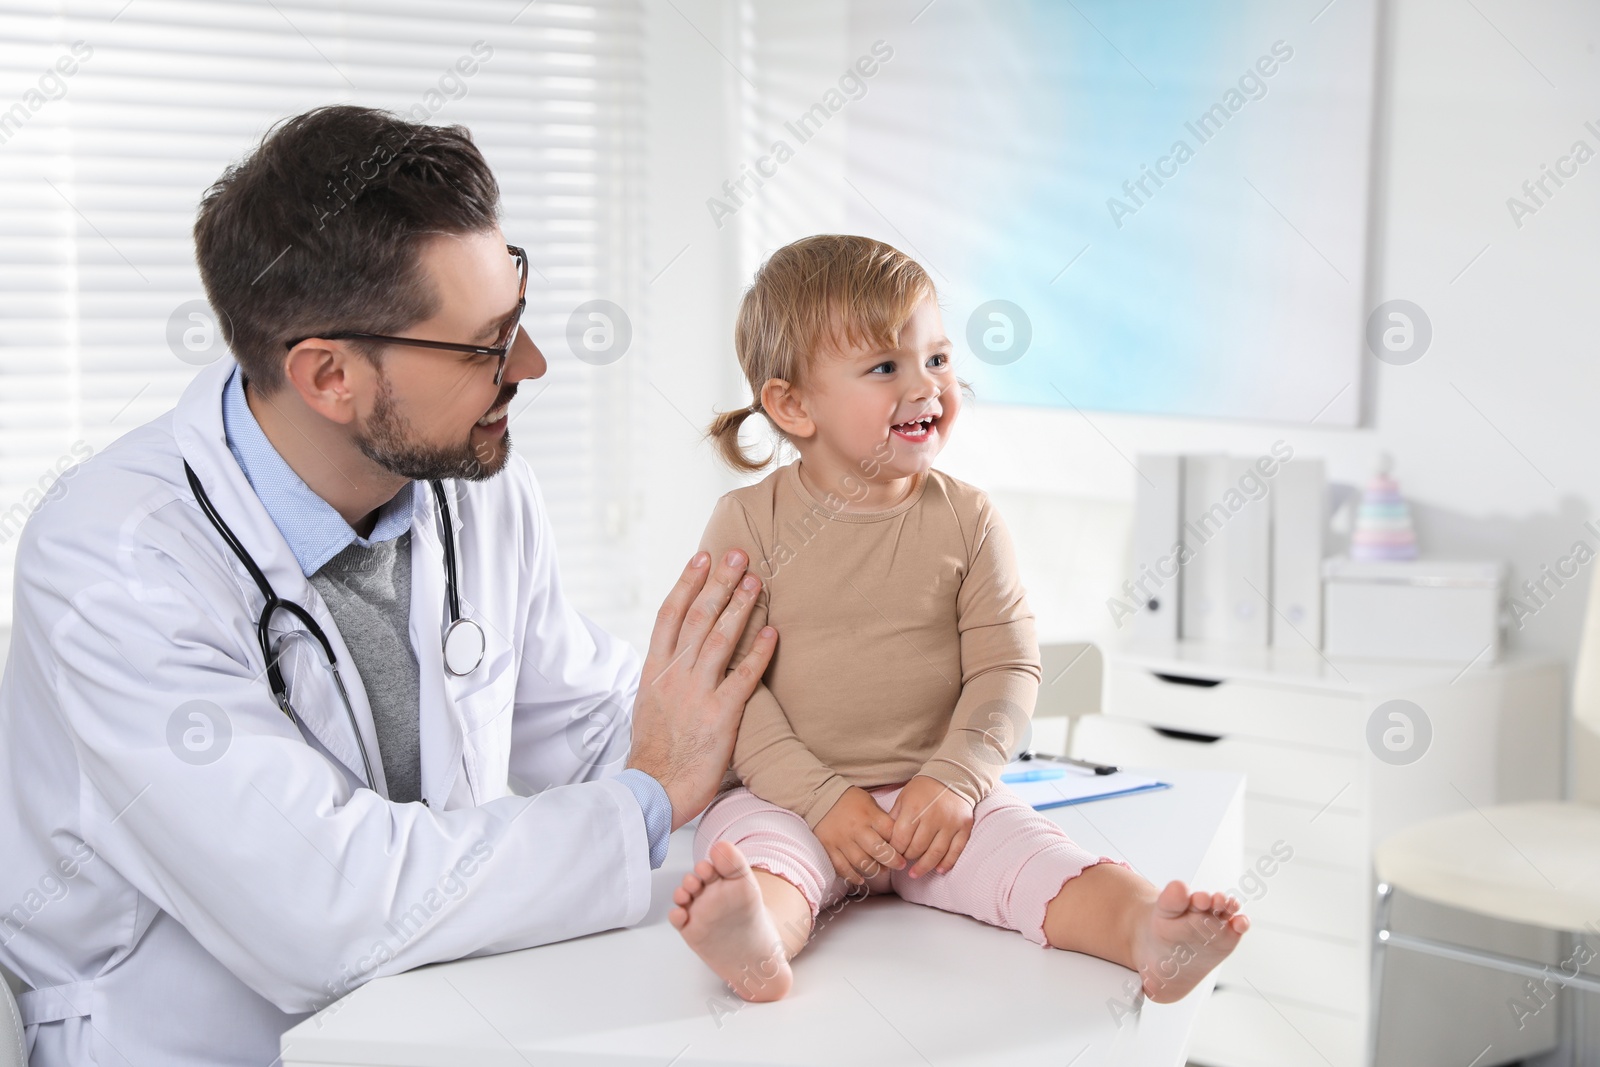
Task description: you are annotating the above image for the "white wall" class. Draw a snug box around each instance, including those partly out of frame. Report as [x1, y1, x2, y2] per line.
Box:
[623, 0, 875, 646]
[603, 0, 747, 650]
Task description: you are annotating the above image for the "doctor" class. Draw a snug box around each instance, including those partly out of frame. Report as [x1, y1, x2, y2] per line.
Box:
[0, 105, 775, 1066]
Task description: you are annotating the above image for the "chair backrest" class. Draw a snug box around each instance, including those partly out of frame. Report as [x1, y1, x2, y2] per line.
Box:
[1036, 642, 1103, 720]
[1569, 568, 1600, 804]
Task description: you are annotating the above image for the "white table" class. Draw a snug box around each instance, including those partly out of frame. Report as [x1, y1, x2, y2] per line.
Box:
[281, 767, 1244, 1067]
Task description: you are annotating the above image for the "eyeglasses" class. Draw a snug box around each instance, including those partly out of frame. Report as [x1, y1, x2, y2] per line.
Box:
[283, 245, 528, 385]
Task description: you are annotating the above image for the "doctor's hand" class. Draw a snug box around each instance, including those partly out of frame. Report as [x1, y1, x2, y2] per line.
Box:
[628, 550, 777, 831]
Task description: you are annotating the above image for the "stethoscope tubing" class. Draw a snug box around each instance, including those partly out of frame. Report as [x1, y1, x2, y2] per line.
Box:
[183, 461, 481, 795]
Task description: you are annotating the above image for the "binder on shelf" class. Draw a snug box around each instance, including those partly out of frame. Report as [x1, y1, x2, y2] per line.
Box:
[1129, 454, 1184, 644]
[1129, 449, 1330, 650]
[1270, 459, 1326, 649]
[1180, 456, 1269, 645]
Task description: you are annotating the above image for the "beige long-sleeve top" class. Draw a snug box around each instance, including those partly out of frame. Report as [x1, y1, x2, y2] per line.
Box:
[697, 461, 1040, 828]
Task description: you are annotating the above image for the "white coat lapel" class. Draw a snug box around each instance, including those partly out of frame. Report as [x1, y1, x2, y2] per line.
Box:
[408, 485, 466, 807]
[411, 480, 521, 808]
[170, 359, 389, 796]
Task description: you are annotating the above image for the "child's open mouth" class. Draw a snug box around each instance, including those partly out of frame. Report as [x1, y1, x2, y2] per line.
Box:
[891, 414, 937, 442]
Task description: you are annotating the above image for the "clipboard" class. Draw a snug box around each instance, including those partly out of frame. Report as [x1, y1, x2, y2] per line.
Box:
[1000, 760, 1171, 810]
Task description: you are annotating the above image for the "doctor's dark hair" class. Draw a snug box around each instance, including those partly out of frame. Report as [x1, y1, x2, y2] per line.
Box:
[193, 104, 501, 394]
[706, 234, 936, 473]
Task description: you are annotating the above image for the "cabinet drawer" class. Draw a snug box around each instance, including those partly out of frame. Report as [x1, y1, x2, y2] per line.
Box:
[1072, 714, 1362, 811]
[1221, 923, 1366, 1014]
[1241, 857, 1367, 943]
[1193, 987, 1361, 1067]
[1245, 795, 1366, 870]
[1105, 662, 1364, 751]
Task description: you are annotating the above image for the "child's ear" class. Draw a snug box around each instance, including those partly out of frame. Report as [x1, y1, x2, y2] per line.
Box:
[759, 378, 815, 440]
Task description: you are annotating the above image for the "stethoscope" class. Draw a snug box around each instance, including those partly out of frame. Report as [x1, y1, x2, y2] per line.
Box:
[183, 461, 487, 792]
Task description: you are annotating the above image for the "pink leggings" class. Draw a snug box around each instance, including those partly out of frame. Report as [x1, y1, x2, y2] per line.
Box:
[694, 782, 1121, 946]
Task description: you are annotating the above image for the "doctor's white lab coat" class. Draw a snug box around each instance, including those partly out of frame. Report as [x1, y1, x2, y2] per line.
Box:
[0, 358, 654, 1066]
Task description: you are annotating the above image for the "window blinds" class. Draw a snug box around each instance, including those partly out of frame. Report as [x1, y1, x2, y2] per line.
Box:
[0, 0, 645, 625]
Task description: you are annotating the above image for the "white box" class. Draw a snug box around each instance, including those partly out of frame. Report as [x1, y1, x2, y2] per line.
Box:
[1322, 558, 1504, 662]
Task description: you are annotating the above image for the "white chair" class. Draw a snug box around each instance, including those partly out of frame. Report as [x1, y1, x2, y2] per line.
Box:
[1368, 569, 1600, 1065]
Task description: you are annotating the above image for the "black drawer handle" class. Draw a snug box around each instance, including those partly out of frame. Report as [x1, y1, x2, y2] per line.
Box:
[1153, 726, 1223, 744]
[1152, 671, 1223, 688]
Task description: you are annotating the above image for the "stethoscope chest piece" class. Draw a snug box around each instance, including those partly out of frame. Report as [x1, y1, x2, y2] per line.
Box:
[429, 480, 485, 678]
[443, 617, 487, 677]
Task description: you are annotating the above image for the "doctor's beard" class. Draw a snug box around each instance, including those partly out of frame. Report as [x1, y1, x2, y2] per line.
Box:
[353, 371, 513, 482]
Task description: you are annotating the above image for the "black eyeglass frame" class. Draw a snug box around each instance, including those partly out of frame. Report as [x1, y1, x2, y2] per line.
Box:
[282, 244, 528, 386]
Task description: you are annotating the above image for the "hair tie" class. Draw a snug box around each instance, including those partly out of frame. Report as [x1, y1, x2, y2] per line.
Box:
[748, 402, 763, 415]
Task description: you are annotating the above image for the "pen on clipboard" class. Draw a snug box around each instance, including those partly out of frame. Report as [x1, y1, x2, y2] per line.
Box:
[1002, 765, 1067, 783]
[1018, 750, 1119, 776]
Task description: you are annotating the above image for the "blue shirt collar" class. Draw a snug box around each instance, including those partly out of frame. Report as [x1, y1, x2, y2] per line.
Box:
[221, 364, 420, 577]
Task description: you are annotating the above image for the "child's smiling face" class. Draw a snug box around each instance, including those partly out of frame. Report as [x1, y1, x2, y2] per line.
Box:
[770, 295, 961, 490]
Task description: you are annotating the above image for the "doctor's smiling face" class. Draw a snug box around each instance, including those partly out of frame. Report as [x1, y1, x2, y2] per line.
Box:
[348, 230, 546, 483]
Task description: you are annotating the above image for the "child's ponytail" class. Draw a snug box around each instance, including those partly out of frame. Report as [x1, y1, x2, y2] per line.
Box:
[705, 403, 773, 473]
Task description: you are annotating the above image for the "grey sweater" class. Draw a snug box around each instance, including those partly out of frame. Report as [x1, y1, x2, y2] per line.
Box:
[309, 532, 422, 803]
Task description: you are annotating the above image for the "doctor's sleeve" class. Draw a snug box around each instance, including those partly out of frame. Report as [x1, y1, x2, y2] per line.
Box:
[29, 517, 653, 1014]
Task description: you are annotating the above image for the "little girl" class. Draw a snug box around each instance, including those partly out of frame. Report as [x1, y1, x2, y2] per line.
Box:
[668, 234, 1248, 1003]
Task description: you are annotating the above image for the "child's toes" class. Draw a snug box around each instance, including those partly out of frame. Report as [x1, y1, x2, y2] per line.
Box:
[709, 839, 752, 879]
[1156, 880, 1190, 917]
[668, 905, 689, 929]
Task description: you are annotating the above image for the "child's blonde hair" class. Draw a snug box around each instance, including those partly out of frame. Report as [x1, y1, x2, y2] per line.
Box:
[707, 234, 936, 472]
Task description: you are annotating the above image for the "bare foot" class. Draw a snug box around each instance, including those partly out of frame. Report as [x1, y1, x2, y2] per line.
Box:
[1131, 880, 1249, 1003]
[668, 840, 794, 1002]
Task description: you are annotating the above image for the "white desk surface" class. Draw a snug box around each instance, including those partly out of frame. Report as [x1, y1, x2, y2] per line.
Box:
[282, 768, 1244, 1067]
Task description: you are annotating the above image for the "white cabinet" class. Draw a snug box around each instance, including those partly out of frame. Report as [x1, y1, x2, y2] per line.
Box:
[1070, 641, 1565, 1067]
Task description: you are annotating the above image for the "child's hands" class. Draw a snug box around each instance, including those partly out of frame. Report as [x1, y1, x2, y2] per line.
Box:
[814, 786, 906, 885]
[889, 775, 975, 878]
